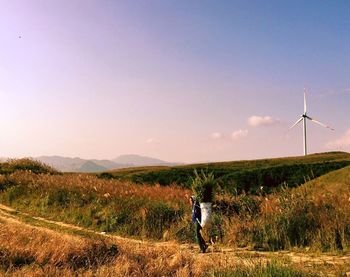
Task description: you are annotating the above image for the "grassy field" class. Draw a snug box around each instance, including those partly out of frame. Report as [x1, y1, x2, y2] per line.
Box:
[0, 211, 325, 277]
[101, 152, 350, 194]
[1, 156, 350, 275]
[1, 155, 350, 252]
[0, 169, 190, 240]
[225, 164, 350, 251]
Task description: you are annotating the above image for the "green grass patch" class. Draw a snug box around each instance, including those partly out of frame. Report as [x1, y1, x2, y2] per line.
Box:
[209, 261, 318, 277]
[102, 152, 350, 195]
[0, 184, 185, 240]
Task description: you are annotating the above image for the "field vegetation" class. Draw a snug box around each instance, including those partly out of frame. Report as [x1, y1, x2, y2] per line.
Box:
[0, 213, 321, 276]
[0, 169, 189, 240]
[1, 155, 350, 255]
[103, 152, 350, 194]
[0, 215, 118, 275]
[220, 164, 350, 251]
[0, 158, 58, 175]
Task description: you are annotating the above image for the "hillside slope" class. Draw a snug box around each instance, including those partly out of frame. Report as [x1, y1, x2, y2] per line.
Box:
[293, 162, 350, 196]
[112, 154, 179, 167]
[1, 158, 350, 253]
[252, 164, 350, 251]
[35, 155, 178, 172]
[102, 152, 350, 193]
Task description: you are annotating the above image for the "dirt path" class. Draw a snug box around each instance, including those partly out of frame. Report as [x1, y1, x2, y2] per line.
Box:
[1, 203, 350, 276]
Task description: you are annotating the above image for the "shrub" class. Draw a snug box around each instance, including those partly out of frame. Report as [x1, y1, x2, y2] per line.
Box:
[98, 172, 114, 179]
[47, 189, 72, 207]
[6, 185, 28, 204]
[0, 158, 58, 175]
[144, 202, 184, 239]
[0, 175, 17, 191]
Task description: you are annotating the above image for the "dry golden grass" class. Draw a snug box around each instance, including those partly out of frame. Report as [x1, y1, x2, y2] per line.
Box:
[7, 171, 190, 206]
[208, 166, 350, 252]
[2, 161, 350, 276]
[1, 170, 191, 241]
[0, 213, 215, 276]
[0, 215, 117, 275]
[5, 166, 350, 251]
[1, 207, 347, 277]
[0, 209, 266, 276]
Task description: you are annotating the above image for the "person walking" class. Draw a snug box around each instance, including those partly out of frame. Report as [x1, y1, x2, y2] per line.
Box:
[190, 196, 208, 253]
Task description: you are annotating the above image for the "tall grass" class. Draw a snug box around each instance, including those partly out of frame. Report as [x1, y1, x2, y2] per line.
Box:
[221, 166, 350, 251]
[1, 159, 350, 252]
[209, 261, 318, 277]
[0, 214, 324, 277]
[0, 216, 118, 274]
[0, 170, 190, 240]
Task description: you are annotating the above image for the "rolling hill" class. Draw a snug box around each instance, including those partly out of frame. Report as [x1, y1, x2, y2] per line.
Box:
[35, 155, 178, 172]
[112, 154, 179, 167]
[1, 155, 350, 274]
[102, 152, 350, 193]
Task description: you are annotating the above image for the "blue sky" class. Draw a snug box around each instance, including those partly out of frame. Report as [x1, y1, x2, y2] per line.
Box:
[0, 0, 349, 162]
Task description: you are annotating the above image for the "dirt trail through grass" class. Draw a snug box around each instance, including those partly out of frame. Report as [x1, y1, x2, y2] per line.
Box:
[0, 203, 350, 276]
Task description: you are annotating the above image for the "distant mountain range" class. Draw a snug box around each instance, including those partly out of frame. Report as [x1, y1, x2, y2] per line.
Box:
[34, 155, 180, 172]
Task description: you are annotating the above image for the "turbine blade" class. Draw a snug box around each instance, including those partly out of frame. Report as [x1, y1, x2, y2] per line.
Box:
[307, 117, 334, 131]
[304, 88, 307, 114]
[289, 117, 303, 130]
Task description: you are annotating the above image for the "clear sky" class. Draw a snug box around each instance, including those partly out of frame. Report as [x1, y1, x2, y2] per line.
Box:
[1, 0, 349, 163]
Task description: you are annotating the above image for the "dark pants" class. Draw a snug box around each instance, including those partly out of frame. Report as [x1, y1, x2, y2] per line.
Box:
[195, 221, 207, 252]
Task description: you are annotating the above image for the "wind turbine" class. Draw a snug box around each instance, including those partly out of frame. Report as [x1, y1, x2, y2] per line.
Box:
[289, 89, 334, 156]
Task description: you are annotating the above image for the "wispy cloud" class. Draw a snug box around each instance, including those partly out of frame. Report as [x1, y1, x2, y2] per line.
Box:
[146, 138, 160, 144]
[211, 130, 248, 140]
[231, 129, 248, 140]
[326, 129, 350, 149]
[211, 132, 223, 139]
[248, 116, 280, 127]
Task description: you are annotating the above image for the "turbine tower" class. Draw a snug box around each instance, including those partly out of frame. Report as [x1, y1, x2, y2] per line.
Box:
[289, 89, 334, 156]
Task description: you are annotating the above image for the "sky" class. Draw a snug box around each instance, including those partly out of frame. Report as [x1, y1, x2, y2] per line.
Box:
[1, 0, 350, 163]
